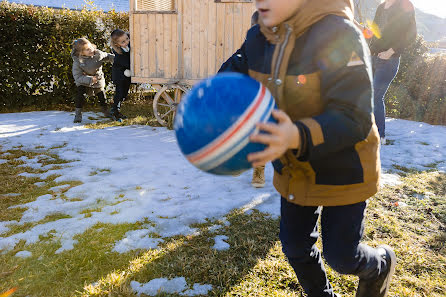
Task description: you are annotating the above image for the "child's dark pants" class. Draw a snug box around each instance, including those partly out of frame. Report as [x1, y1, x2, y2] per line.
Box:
[75, 86, 106, 108]
[280, 197, 387, 297]
[112, 79, 131, 112]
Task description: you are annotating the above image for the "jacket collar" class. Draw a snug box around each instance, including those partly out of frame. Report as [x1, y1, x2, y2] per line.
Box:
[259, 0, 354, 44]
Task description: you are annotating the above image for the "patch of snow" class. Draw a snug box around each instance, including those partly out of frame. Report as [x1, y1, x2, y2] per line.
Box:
[213, 235, 230, 251]
[131, 277, 212, 296]
[180, 283, 213, 296]
[112, 229, 164, 253]
[15, 250, 32, 258]
[48, 185, 71, 193]
[381, 173, 403, 187]
[2, 193, 21, 197]
[131, 277, 187, 296]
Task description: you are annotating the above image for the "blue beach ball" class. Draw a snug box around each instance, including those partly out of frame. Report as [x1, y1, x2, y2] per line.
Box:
[174, 73, 277, 176]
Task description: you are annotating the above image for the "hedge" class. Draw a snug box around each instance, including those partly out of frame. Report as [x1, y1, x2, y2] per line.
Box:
[0, 1, 128, 111]
[386, 36, 446, 125]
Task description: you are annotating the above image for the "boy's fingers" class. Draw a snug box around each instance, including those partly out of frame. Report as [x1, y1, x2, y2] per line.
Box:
[250, 133, 278, 145]
[255, 122, 280, 135]
[247, 148, 274, 163]
[272, 110, 289, 122]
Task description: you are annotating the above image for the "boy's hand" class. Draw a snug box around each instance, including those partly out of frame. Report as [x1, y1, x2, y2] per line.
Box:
[248, 110, 300, 167]
[91, 76, 98, 84]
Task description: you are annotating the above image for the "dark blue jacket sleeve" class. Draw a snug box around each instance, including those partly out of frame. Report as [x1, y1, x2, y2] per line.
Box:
[296, 18, 374, 161]
[218, 41, 249, 75]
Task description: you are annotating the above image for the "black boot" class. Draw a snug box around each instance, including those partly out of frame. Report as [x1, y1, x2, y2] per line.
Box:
[356, 245, 396, 297]
[111, 109, 127, 121]
[73, 108, 82, 123]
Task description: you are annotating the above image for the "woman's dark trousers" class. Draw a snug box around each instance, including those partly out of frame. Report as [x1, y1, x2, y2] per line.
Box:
[372, 56, 400, 138]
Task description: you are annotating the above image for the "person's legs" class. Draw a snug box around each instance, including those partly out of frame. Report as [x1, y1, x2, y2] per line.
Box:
[321, 202, 396, 297]
[251, 165, 265, 188]
[75, 86, 87, 109]
[280, 198, 335, 297]
[96, 90, 107, 107]
[111, 79, 131, 119]
[96, 90, 110, 117]
[74, 86, 86, 123]
[372, 56, 400, 139]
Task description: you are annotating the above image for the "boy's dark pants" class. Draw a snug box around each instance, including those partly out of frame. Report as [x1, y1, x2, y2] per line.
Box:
[280, 198, 387, 297]
[112, 78, 131, 112]
[75, 86, 106, 108]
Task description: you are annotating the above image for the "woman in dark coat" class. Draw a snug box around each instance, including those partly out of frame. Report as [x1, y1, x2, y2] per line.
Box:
[369, 0, 416, 144]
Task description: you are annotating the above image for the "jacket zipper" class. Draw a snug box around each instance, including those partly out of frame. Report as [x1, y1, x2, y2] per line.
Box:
[273, 24, 293, 83]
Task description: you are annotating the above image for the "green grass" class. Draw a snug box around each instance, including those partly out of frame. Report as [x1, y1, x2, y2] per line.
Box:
[1, 145, 445, 296]
[85, 101, 165, 130]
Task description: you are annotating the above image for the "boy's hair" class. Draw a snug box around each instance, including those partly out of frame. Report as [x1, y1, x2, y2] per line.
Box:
[111, 29, 130, 54]
[72, 37, 96, 57]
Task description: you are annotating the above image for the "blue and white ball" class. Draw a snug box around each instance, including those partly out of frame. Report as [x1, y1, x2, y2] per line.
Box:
[174, 73, 276, 176]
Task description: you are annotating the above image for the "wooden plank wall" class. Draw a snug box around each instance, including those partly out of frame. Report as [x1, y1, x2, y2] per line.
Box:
[131, 0, 255, 83]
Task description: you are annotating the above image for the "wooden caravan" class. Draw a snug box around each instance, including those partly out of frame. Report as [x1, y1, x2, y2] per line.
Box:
[129, 0, 255, 126]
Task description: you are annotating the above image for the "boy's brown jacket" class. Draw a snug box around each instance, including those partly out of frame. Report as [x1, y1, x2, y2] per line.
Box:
[220, 0, 380, 206]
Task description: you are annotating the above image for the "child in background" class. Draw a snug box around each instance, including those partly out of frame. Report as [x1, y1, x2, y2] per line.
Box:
[110, 29, 132, 121]
[219, 10, 265, 188]
[71, 38, 114, 123]
[219, 0, 395, 296]
[249, 10, 266, 188]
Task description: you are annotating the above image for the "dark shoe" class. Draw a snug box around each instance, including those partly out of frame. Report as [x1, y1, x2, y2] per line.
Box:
[73, 108, 82, 123]
[356, 245, 396, 297]
[111, 110, 127, 121]
[101, 105, 111, 118]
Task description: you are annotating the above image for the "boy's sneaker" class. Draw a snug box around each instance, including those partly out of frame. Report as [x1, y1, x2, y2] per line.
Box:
[356, 245, 396, 297]
[251, 166, 265, 188]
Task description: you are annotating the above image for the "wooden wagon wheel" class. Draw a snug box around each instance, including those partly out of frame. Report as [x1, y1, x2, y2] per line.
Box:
[153, 84, 189, 127]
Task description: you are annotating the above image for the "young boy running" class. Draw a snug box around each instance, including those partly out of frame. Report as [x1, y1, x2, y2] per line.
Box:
[219, 0, 395, 296]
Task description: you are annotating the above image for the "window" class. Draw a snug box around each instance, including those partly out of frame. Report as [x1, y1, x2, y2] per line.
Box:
[136, 0, 175, 11]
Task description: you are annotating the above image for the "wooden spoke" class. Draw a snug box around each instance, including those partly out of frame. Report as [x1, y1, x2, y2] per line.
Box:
[153, 84, 189, 127]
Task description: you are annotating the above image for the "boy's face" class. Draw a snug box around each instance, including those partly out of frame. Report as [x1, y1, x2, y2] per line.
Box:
[256, 0, 306, 27]
[116, 34, 130, 48]
[81, 43, 95, 57]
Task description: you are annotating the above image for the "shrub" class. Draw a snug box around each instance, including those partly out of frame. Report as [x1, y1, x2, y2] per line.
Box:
[386, 36, 446, 125]
[0, 1, 129, 111]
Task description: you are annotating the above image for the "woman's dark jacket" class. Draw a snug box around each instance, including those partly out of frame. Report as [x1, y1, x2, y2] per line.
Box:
[369, 0, 417, 56]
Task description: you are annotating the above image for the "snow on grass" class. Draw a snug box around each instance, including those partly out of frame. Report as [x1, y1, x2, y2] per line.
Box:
[0, 111, 445, 257]
[381, 118, 446, 173]
[15, 250, 32, 258]
[0, 111, 279, 254]
[212, 235, 230, 251]
[130, 277, 212, 296]
[112, 229, 164, 253]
